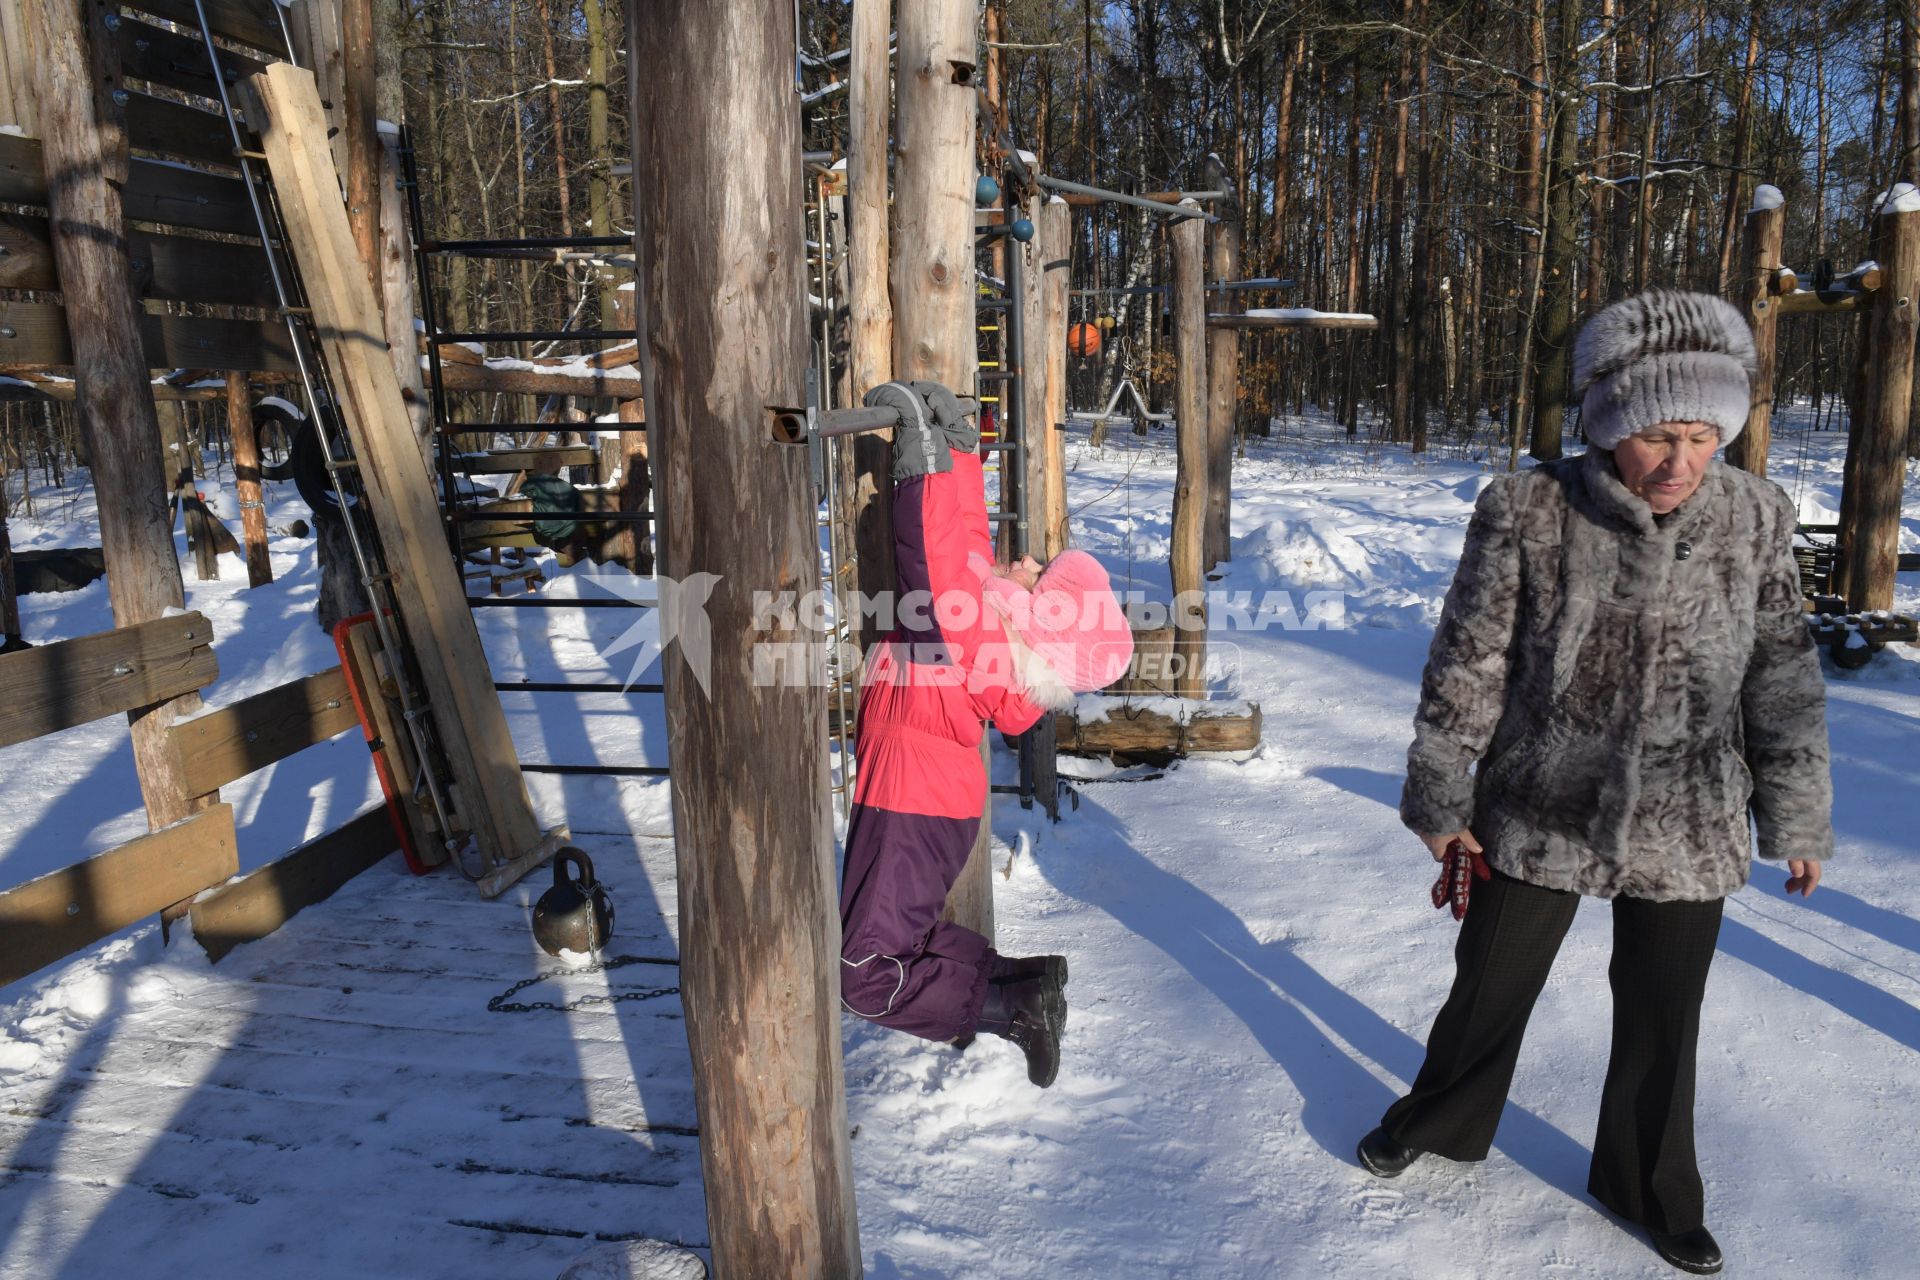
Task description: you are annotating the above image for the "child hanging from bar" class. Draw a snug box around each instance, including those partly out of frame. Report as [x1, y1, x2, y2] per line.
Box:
[839, 380, 1133, 1087]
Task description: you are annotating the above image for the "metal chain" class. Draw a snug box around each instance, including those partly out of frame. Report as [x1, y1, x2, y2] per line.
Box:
[486, 954, 680, 1014]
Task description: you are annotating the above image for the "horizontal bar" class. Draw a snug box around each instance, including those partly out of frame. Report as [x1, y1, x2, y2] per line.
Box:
[448, 510, 656, 523]
[434, 329, 637, 344]
[520, 763, 670, 777]
[466, 596, 653, 609]
[438, 423, 628, 434]
[1035, 175, 1213, 220]
[977, 371, 1015, 382]
[495, 681, 665, 693]
[422, 235, 632, 251]
[1072, 277, 1299, 298]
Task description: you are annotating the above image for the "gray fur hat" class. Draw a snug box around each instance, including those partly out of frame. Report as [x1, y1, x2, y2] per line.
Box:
[1572, 289, 1756, 449]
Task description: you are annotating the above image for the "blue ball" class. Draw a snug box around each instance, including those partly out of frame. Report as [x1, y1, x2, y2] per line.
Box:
[975, 174, 1001, 206]
[1010, 218, 1036, 243]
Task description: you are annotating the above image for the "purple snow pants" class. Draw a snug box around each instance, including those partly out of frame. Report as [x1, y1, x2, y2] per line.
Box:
[839, 804, 993, 1041]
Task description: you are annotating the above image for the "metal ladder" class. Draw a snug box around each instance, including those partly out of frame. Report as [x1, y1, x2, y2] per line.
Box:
[184, 1, 473, 867]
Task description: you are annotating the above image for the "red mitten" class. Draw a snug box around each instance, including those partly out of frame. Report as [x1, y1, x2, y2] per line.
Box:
[1430, 840, 1492, 921]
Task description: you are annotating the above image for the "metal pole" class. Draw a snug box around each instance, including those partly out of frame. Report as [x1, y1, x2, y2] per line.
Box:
[1036, 175, 1213, 220]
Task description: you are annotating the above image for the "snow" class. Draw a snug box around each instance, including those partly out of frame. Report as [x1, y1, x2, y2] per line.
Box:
[0, 408, 1917, 1277]
[1750, 183, 1784, 212]
[1874, 182, 1920, 215]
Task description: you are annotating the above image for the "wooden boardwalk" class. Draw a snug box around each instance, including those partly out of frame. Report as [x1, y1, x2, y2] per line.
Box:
[0, 835, 707, 1279]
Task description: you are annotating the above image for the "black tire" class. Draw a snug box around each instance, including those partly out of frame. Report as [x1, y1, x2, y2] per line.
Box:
[253, 403, 300, 482]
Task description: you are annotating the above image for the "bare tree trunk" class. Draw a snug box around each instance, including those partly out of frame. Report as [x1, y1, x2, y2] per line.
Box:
[535, 0, 575, 237]
[1714, 5, 1761, 296]
[1170, 208, 1209, 697]
[847, 0, 895, 655]
[1205, 218, 1241, 566]
[1267, 33, 1304, 276]
[586, 0, 616, 328]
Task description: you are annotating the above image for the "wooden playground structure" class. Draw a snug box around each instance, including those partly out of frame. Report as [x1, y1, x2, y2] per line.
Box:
[0, 0, 1915, 1275]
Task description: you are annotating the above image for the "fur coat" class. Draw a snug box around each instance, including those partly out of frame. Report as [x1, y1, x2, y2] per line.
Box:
[1400, 448, 1834, 901]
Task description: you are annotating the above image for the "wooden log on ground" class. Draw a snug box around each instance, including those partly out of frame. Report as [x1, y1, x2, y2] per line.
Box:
[24, 0, 209, 835]
[632, 3, 861, 1272]
[1039, 197, 1070, 559]
[1205, 218, 1242, 569]
[1836, 200, 1919, 611]
[0, 612, 217, 749]
[227, 375, 274, 585]
[1055, 697, 1262, 757]
[1169, 205, 1210, 698]
[167, 666, 359, 799]
[250, 64, 554, 893]
[1727, 192, 1785, 476]
[0, 804, 239, 987]
[896, 0, 991, 945]
[846, 0, 896, 651]
[190, 805, 397, 963]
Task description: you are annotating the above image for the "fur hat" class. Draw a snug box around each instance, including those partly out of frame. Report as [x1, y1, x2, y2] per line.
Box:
[981, 550, 1135, 708]
[1572, 289, 1756, 449]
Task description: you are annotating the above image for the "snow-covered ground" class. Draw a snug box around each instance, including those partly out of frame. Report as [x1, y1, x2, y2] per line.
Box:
[1, 408, 1916, 1278]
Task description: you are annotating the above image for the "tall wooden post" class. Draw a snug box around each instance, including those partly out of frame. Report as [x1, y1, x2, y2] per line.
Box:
[608, 286, 651, 575]
[1205, 218, 1242, 569]
[1039, 197, 1071, 559]
[1019, 195, 1050, 561]
[631, 5, 861, 1276]
[1836, 197, 1920, 612]
[847, 0, 895, 654]
[1170, 204, 1210, 698]
[377, 132, 435, 469]
[226, 376, 274, 587]
[1727, 187, 1785, 476]
[24, 0, 204, 830]
[341, 0, 379, 280]
[895, 0, 994, 941]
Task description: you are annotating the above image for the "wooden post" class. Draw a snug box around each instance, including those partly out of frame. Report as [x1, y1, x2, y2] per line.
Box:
[1019, 195, 1049, 561]
[609, 285, 651, 575]
[160, 401, 218, 581]
[251, 64, 553, 890]
[1727, 188, 1785, 476]
[895, 0, 994, 942]
[23, 0, 205, 832]
[341, 0, 379, 283]
[377, 131, 435, 469]
[1170, 204, 1210, 698]
[1039, 197, 1071, 560]
[1205, 218, 1242, 569]
[1836, 198, 1920, 612]
[225, 375, 273, 586]
[631, 6, 861, 1276]
[846, 0, 896, 653]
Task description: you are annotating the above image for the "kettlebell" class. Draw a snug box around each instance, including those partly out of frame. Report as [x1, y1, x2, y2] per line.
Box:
[531, 847, 615, 958]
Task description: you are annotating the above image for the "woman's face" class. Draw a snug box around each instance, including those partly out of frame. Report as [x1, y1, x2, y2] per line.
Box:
[1612, 422, 1720, 515]
[998, 555, 1043, 589]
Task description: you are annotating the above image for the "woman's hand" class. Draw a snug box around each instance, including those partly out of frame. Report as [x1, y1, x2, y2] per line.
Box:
[1784, 859, 1823, 897]
[1420, 830, 1481, 862]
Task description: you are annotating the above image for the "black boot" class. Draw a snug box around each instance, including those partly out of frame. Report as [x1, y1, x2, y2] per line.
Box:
[1649, 1227, 1722, 1275]
[975, 974, 1065, 1087]
[989, 952, 1069, 988]
[1356, 1126, 1422, 1178]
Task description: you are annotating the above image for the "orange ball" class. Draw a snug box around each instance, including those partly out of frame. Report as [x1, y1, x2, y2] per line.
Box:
[1068, 322, 1103, 357]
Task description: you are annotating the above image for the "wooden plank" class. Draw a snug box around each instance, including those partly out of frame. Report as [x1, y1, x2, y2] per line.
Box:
[451, 445, 598, 474]
[437, 360, 646, 400]
[0, 300, 298, 372]
[1055, 699, 1262, 756]
[125, 88, 246, 170]
[0, 213, 276, 307]
[0, 132, 261, 238]
[340, 615, 445, 865]
[0, 611, 216, 749]
[130, 0, 290, 57]
[168, 666, 359, 798]
[117, 16, 269, 102]
[189, 805, 397, 963]
[250, 64, 549, 888]
[0, 804, 239, 987]
[0, 0, 41, 139]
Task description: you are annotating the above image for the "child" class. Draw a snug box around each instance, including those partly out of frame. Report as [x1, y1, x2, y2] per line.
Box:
[839, 380, 1132, 1087]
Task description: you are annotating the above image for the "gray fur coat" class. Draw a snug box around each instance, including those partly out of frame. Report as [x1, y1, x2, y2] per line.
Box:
[1400, 449, 1834, 901]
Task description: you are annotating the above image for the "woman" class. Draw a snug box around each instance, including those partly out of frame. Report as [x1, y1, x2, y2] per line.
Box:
[838, 380, 1132, 1087]
[1358, 290, 1834, 1275]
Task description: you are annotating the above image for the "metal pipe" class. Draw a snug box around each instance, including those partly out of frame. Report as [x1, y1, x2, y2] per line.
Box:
[771, 400, 979, 443]
[1035, 175, 1212, 220]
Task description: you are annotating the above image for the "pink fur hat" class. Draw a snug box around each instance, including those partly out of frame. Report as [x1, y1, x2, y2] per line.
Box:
[982, 550, 1135, 705]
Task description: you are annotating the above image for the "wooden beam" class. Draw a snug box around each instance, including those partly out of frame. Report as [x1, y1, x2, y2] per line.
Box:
[0, 432, 18, 646]
[1728, 195, 1786, 476]
[1038, 197, 1070, 560]
[1170, 205, 1209, 698]
[0, 376, 265, 403]
[1836, 202, 1920, 611]
[115, 15, 269, 101]
[846, 0, 895, 653]
[226, 374, 273, 585]
[632, 3, 861, 1272]
[133, 0, 290, 57]
[0, 610, 219, 752]
[436, 360, 645, 400]
[0, 213, 276, 307]
[190, 805, 396, 963]
[0, 804, 239, 988]
[896, 0, 992, 948]
[249, 63, 551, 889]
[1204, 218, 1241, 570]
[0, 0, 41, 140]
[377, 131, 435, 471]
[168, 666, 358, 798]
[452, 445, 598, 474]
[1055, 698, 1262, 757]
[0, 132, 262, 238]
[1018, 194, 1049, 564]
[339, 614, 446, 866]
[124, 88, 247, 171]
[0, 300, 298, 373]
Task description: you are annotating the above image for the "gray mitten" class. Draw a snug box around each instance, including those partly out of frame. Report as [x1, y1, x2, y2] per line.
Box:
[866, 381, 950, 481]
[909, 380, 979, 453]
